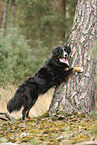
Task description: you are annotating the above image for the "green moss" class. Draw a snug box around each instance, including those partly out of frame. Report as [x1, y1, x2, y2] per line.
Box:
[0, 138, 8, 143]
[65, 113, 73, 117]
[19, 137, 32, 142]
[89, 111, 97, 120]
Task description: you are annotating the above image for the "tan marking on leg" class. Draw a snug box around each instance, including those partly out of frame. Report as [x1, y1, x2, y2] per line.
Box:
[25, 110, 28, 120]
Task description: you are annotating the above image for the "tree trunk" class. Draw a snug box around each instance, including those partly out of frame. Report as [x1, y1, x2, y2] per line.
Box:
[0, 0, 1, 28]
[10, 5, 15, 28]
[60, 0, 66, 12]
[2, 2, 8, 37]
[48, 0, 97, 115]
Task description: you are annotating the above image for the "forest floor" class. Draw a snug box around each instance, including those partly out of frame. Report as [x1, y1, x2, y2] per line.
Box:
[0, 85, 97, 145]
[0, 111, 97, 145]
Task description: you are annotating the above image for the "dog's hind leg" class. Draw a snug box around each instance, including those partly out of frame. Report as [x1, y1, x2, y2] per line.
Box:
[22, 109, 29, 120]
[22, 109, 27, 120]
[22, 95, 38, 120]
[26, 110, 29, 118]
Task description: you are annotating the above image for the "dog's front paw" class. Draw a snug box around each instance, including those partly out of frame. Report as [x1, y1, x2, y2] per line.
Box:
[73, 67, 83, 73]
[79, 67, 83, 72]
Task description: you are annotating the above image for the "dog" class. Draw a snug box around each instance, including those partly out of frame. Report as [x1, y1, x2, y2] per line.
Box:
[7, 45, 83, 120]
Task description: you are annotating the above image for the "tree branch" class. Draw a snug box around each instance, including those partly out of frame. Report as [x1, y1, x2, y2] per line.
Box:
[0, 112, 15, 121]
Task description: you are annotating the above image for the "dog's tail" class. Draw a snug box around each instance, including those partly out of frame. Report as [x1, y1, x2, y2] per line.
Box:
[7, 84, 24, 113]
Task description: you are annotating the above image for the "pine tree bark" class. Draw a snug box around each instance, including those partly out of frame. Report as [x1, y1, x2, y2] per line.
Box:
[48, 0, 97, 115]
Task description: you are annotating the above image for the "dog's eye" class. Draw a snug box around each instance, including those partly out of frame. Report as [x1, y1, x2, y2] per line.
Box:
[65, 54, 68, 57]
[63, 51, 68, 58]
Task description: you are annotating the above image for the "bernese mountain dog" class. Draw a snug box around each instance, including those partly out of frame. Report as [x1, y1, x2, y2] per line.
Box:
[7, 45, 83, 120]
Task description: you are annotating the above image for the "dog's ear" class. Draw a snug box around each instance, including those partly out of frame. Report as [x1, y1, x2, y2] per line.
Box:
[52, 47, 59, 56]
[65, 45, 71, 53]
[52, 48, 56, 56]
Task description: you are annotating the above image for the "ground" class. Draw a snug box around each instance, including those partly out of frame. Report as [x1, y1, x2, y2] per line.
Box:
[0, 85, 97, 145]
[0, 112, 97, 145]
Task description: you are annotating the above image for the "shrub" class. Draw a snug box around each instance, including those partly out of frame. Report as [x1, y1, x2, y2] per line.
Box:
[0, 29, 50, 85]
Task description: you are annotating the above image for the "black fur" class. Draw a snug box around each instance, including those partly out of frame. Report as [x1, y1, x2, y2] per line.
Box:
[7, 45, 74, 120]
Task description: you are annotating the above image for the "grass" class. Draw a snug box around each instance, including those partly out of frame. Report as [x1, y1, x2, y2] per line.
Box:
[0, 84, 54, 119]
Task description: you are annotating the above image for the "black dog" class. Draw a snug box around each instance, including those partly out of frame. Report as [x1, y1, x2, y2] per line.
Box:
[7, 45, 83, 120]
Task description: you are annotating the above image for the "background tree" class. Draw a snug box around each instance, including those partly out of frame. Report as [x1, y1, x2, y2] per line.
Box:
[2, 1, 8, 37]
[0, 0, 1, 28]
[15, 0, 77, 47]
[48, 0, 97, 115]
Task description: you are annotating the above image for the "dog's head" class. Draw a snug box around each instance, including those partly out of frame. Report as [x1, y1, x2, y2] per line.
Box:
[52, 45, 71, 66]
